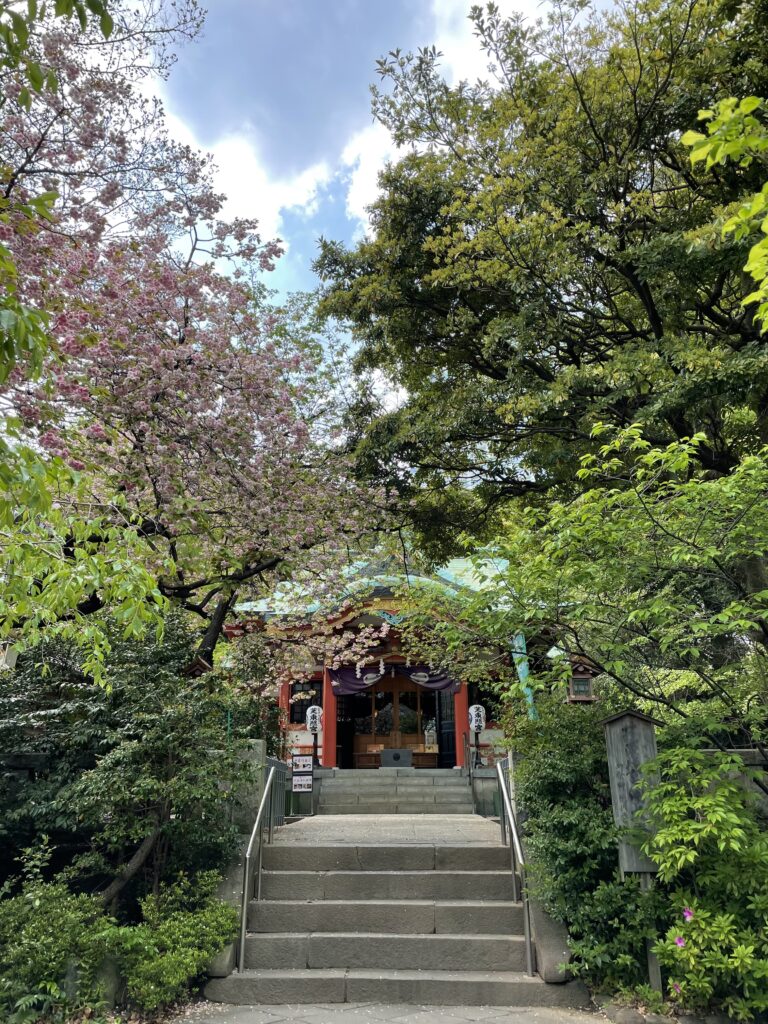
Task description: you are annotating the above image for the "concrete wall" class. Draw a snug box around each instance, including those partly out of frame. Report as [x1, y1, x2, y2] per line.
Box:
[230, 739, 267, 832]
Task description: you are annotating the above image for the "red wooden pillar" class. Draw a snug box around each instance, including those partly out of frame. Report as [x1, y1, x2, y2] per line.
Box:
[278, 681, 290, 717]
[321, 666, 337, 768]
[454, 683, 469, 768]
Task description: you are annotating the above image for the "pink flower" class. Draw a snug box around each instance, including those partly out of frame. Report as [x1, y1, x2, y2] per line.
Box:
[683, 907, 694, 922]
[672, 983, 682, 995]
[675, 936, 686, 947]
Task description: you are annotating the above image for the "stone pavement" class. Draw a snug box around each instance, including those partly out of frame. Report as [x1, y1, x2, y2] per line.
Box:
[174, 1001, 595, 1024]
[273, 815, 502, 846]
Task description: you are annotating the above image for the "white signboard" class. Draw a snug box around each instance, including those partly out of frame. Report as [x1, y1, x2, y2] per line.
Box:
[291, 753, 314, 793]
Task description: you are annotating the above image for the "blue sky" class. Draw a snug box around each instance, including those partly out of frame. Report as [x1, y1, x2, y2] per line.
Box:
[160, 0, 540, 296]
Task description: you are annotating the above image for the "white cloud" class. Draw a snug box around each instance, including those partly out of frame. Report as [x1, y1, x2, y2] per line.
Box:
[144, 3, 549, 262]
[158, 94, 331, 246]
[340, 121, 398, 237]
[432, 0, 543, 85]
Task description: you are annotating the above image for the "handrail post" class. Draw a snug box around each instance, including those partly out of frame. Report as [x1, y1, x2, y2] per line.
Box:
[256, 815, 265, 900]
[238, 847, 250, 974]
[521, 865, 535, 976]
[497, 769, 508, 846]
[237, 766, 277, 974]
[496, 760, 535, 977]
[267, 777, 275, 845]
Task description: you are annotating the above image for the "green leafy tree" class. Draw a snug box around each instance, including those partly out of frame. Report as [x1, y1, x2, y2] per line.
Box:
[683, 96, 768, 331]
[316, 0, 768, 552]
[387, 427, 768, 769]
[0, 615, 266, 902]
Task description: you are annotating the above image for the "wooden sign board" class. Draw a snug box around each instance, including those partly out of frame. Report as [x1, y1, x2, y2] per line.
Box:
[603, 710, 659, 875]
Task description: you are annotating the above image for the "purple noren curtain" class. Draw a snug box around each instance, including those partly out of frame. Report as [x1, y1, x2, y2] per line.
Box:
[329, 664, 460, 695]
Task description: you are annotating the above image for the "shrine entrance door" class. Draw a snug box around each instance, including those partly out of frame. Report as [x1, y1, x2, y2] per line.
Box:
[337, 675, 440, 768]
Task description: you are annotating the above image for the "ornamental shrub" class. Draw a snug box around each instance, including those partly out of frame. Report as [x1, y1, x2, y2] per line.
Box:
[512, 693, 667, 991]
[0, 845, 236, 1018]
[643, 746, 768, 1021]
[115, 870, 237, 1011]
[0, 844, 112, 1022]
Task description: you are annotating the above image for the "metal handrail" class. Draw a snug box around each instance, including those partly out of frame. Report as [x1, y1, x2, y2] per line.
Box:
[496, 759, 535, 977]
[462, 732, 477, 814]
[237, 765, 278, 973]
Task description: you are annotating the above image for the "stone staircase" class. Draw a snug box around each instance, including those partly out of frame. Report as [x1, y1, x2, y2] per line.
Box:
[205, 819, 589, 1007]
[317, 768, 474, 814]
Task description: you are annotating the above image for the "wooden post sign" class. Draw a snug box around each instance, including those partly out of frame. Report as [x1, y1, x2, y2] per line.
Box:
[603, 710, 660, 874]
[603, 709, 662, 992]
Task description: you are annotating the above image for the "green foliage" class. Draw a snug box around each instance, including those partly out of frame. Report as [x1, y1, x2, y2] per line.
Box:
[683, 96, 768, 331]
[115, 871, 236, 1011]
[0, 468, 168, 682]
[513, 694, 666, 990]
[317, 0, 768, 550]
[0, 614, 265, 893]
[0, 843, 111, 1022]
[643, 747, 768, 1019]
[0, 851, 235, 1018]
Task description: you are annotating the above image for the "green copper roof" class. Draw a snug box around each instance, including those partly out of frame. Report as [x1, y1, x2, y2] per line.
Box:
[236, 555, 508, 618]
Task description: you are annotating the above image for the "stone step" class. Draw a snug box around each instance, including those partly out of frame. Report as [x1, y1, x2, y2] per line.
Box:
[262, 844, 511, 871]
[317, 802, 473, 814]
[320, 777, 469, 789]
[243, 931, 527, 971]
[247, 899, 523, 934]
[317, 787, 470, 799]
[261, 869, 514, 901]
[205, 968, 589, 1007]
[320, 769, 465, 778]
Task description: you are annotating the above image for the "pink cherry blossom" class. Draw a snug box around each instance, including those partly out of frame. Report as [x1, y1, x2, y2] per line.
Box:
[0, 1, 389, 662]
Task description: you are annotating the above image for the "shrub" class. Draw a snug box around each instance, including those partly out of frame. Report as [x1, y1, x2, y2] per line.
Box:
[0, 846, 236, 1018]
[644, 746, 768, 1021]
[0, 845, 112, 1021]
[115, 870, 237, 1011]
[512, 693, 667, 990]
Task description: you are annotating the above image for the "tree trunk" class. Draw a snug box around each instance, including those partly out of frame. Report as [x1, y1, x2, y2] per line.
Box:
[99, 826, 162, 906]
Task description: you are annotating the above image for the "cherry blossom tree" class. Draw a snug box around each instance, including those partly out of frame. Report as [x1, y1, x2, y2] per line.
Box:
[0, 1, 382, 676]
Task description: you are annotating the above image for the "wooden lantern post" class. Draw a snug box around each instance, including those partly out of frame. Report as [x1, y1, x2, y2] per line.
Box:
[603, 709, 662, 993]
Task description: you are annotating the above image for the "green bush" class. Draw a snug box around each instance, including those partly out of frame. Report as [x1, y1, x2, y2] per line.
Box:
[115, 871, 237, 1011]
[0, 846, 111, 1022]
[644, 746, 768, 1021]
[512, 694, 667, 990]
[0, 850, 236, 1018]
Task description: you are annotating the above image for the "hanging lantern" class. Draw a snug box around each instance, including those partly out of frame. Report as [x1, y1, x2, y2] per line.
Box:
[305, 705, 323, 734]
[468, 704, 486, 734]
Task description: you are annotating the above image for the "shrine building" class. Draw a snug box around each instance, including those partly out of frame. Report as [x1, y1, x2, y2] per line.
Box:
[227, 560, 596, 770]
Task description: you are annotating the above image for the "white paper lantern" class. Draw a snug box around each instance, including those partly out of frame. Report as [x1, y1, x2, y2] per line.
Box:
[305, 705, 323, 734]
[468, 704, 486, 733]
